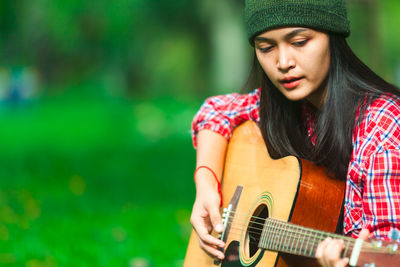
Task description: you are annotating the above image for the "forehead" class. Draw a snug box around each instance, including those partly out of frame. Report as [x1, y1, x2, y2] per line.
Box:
[256, 27, 315, 39]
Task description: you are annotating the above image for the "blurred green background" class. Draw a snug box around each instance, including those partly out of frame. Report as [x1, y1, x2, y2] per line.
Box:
[0, 0, 399, 266]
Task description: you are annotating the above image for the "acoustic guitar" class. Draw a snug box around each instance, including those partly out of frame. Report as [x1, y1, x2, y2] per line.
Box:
[184, 121, 400, 266]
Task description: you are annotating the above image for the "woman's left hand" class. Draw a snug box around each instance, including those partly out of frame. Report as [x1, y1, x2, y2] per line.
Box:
[315, 229, 370, 267]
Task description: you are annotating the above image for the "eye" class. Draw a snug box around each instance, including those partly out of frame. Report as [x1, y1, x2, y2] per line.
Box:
[257, 45, 274, 53]
[292, 39, 308, 47]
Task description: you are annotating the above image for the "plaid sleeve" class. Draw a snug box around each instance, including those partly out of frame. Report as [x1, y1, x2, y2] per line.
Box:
[363, 150, 400, 239]
[191, 88, 260, 148]
[344, 95, 400, 240]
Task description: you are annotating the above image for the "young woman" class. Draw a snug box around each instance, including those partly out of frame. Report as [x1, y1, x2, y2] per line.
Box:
[190, 0, 400, 266]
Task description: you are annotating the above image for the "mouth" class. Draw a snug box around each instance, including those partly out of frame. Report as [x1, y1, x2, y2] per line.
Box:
[280, 77, 303, 89]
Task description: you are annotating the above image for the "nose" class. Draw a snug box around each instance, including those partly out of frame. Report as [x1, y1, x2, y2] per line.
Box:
[277, 47, 295, 72]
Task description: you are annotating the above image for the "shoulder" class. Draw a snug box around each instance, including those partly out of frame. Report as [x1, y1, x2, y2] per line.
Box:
[204, 88, 260, 105]
[356, 93, 400, 153]
[366, 93, 400, 131]
[201, 88, 260, 112]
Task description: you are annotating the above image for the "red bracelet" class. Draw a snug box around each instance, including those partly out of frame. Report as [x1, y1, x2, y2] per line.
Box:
[194, 166, 223, 207]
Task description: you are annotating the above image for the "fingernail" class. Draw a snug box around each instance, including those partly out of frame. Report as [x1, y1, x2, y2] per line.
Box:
[215, 224, 223, 232]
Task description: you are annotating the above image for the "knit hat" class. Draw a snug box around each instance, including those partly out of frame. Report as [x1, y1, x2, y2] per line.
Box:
[245, 0, 350, 44]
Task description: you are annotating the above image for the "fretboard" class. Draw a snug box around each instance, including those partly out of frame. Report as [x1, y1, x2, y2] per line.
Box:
[258, 218, 355, 258]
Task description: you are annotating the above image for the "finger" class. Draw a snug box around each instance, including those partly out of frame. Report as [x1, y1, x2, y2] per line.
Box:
[358, 229, 370, 241]
[208, 204, 224, 234]
[335, 257, 349, 267]
[192, 217, 225, 248]
[198, 238, 225, 260]
[323, 239, 345, 265]
[316, 237, 331, 266]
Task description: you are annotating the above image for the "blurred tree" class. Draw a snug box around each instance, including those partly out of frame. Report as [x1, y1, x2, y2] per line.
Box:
[0, 0, 398, 98]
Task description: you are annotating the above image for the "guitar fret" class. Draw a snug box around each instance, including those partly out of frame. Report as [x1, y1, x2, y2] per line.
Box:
[272, 221, 280, 250]
[291, 224, 298, 253]
[278, 221, 286, 251]
[295, 226, 300, 254]
[314, 232, 325, 256]
[312, 230, 319, 256]
[292, 227, 298, 254]
[263, 219, 268, 249]
[256, 218, 391, 266]
[298, 225, 310, 256]
[285, 224, 290, 252]
[300, 229, 307, 255]
[280, 222, 285, 251]
[298, 228, 304, 255]
[259, 219, 265, 248]
[263, 218, 271, 249]
[256, 216, 397, 267]
[343, 239, 351, 258]
[289, 224, 296, 254]
[265, 219, 271, 250]
[291, 224, 297, 253]
[262, 219, 268, 249]
[268, 219, 273, 249]
[280, 221, 287, 252]
[271, 219, 277, 250]
[310, 231, 318, 257]
[259, 218, 358, 260]
[306, 229, 312, 256]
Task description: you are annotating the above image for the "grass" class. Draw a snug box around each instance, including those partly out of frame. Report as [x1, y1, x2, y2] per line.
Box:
[0, 93, 198, 266]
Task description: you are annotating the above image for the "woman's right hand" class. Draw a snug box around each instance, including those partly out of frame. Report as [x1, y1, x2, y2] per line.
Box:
[191, 129, 229, 260]
[190, 168, 226, 260]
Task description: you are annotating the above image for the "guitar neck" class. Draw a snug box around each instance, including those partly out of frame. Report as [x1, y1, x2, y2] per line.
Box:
[258, 217, 356, 259]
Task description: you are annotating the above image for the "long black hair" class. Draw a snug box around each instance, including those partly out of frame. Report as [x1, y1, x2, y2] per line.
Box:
[248, 33, 400, 180]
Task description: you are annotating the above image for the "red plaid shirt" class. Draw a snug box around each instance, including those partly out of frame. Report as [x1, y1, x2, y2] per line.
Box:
[192, 88, 400, 240]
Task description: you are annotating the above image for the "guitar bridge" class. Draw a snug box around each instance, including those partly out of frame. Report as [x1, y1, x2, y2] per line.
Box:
[214, 185, 243, 265]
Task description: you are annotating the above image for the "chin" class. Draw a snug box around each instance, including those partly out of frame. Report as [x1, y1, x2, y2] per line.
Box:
[283, 91, 309, 102]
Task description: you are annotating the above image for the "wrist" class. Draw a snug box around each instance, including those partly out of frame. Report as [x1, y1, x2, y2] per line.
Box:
[194, 166, 223, 207]
[195, 168, 218, 186]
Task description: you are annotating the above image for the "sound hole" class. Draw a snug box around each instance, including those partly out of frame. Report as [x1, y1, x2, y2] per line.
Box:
[245, 204, 268, 258]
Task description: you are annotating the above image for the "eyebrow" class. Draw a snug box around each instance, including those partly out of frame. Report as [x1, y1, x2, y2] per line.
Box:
[254, 28, 309, 43]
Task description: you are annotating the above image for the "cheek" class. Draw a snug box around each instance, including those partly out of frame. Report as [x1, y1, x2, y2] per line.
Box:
[307, 45, 330, 82]
[261, 65, 281, 88]
[257, 56, 278, 84]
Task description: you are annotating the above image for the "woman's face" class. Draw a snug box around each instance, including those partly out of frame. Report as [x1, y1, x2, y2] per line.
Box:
[254, 27, 330, 107]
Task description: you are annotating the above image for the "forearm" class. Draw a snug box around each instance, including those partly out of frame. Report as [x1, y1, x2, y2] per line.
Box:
[195, 130, 228, 190]
[190, 129, 228, 259]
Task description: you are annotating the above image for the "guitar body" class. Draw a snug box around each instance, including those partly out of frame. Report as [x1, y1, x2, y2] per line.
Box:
[185, 121, 345, 267]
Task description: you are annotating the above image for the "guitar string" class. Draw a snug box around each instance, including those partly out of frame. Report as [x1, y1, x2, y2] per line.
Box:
[219, 213, 392, 255]
[225, 210, 336, 234]
[225, 210, 346, 236]
[223, 211, 355, 242]
[219, 227, 339, 255]
[220, 211, 379, 253]
[223, 213, 350, 241]
[227, 220, 361, 248]
[223, 227, 324, 254]
[222, 226, 386, 254]
[224, 219, 395, 255]
[227, 224, 346, 244]
[226, 223, 348, 245]
[217, 210, 395, 254]
[227, 217, 341, 241]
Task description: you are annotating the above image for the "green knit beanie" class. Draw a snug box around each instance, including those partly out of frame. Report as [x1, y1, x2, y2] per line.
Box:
[245, 0, 350, 44]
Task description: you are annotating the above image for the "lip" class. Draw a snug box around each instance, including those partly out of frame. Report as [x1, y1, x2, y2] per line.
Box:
[280, 76, 303, 89]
